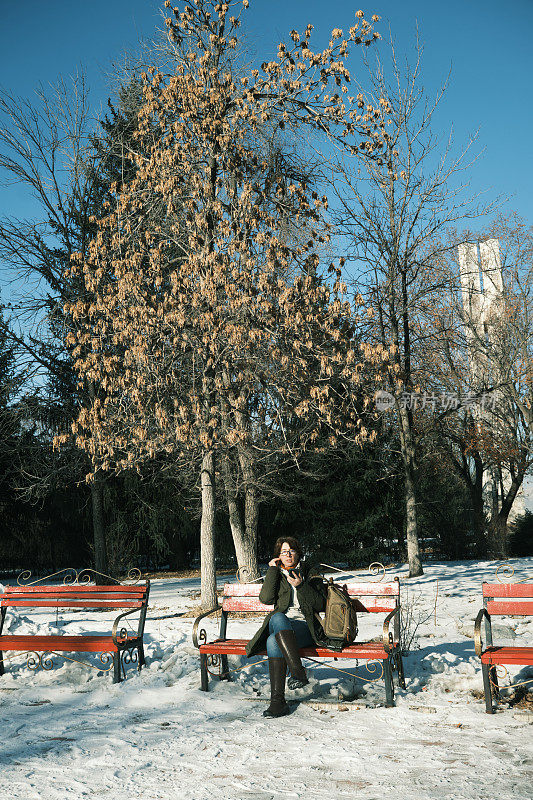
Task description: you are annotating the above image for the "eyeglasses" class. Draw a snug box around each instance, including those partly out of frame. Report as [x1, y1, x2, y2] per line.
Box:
[279, 549, 298, 556]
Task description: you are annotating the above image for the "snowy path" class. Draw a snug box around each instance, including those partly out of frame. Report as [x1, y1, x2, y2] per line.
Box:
[0, 559, 532, 799]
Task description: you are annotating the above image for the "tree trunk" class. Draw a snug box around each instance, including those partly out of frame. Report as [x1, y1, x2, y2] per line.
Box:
[87, 380, 109, 586]
[470, 450, 486, 547]
[219, 377, 261, 582]
[383, 271, 423, 577]
[396, 522, 407, 562]
[221, 455, 260, 582]
[238, 447, 260, 580]
[90, 476, 108, 586]
[243, 484, 260, 576]
[404, 459, 423, 577]
[398, 405, 423, 577]
[455, 442, 486, 548]
[486, 514, 508, 559]
[200, 450, 217, 609]
[445, 427, 487, 550]
[471, 487, 486, 550]
[486, 470, 523, 558]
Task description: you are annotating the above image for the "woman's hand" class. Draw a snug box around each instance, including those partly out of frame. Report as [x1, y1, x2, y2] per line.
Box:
[268, 557, 281, 568]
[286, 572, 303, 588]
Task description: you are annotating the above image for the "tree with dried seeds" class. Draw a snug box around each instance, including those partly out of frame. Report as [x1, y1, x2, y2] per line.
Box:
[63, 0, 386, 607]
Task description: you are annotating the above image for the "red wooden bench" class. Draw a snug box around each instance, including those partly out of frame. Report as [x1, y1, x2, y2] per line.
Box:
[474, 582, 533, 713]
[193, 579, 405, 706]
[0, 581, 150, 683]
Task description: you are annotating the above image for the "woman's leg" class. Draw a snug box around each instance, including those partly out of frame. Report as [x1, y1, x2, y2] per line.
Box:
[274, 618, 312, 688]
[266, 612, 292, 658]
[266, 615, 314, 656]
[268, 612, 292, 635]
[290, 620, 314, 650]
[264, 613, 291, 718]
[284, 621, 313, 689]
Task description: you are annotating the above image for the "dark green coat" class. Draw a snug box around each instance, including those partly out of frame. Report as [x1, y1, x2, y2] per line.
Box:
[245, 561, 326, 657]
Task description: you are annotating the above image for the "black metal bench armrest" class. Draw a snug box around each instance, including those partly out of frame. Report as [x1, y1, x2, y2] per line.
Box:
[474, 608, 491, 656]
[112, 607, 142, 647]
[382, 606, 400, 654]
[192, 605, 220, 649]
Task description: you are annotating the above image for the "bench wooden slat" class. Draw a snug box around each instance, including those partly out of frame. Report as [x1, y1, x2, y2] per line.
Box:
[0, 635, 139, 653]
[351, 598, 397, 612]
[221, 580, 400, 613]
[221, 596, 397, 613]
[344, 582, 400, 596]
[223, 581, 400, 597]
[483, 582, 533, 598]
[480, 646, 533, 666]
[199, 638, 396, 660]
[222, 598, 274, 612]
[3, 593, 146, 601]
[4, 585, 147, 594]
[222, 584, 265, 597]
[305, 642, 397, 660]
[1, 600, 144, 608]
[485, 600, 533, 616]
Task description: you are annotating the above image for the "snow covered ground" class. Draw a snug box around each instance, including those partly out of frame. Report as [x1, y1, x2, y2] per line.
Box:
[0, 558, 532, 800]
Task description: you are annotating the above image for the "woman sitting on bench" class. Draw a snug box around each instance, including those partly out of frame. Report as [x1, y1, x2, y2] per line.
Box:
[246, 537, 326, 718]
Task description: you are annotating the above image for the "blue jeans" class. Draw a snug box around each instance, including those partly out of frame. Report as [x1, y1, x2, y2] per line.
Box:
[266, 612, 313, 658]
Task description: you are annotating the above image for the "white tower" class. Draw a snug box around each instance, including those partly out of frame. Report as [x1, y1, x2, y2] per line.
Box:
[457, 239, 525, 523]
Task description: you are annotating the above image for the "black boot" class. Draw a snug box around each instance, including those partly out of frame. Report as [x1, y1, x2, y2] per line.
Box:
[263, 657, 290, 718]
[275, 629, 309, 689]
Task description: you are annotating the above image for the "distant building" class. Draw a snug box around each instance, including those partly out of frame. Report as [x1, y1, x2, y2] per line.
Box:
[458, 238, 526, 523]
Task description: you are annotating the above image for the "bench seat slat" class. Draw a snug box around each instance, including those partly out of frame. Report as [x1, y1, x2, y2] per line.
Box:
[0, 635, 140, 653]
[199, 638, 397, 661]
[480, 646, 533, 666]
[485, 600, 533, 615]
[483, 583, 533, 598]
[302, 642, 396, 659]
[1, 600, 143, 608]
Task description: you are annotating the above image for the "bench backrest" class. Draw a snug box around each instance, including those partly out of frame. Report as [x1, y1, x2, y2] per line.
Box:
[1, 583, 150, 611]
[482, 582, 533, 616]
[221, 580, 400, 614]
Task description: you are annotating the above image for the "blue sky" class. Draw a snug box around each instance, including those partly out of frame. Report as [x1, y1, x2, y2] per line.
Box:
[1, 0, 532, 232]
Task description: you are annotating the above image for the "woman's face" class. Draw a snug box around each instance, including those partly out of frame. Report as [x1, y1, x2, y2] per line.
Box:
[278, 541, 300, 570]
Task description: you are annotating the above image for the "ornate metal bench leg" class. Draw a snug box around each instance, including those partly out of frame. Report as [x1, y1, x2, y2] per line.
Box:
[395, 650, 406, 690]
[113, 652, 122, 684]
[489, 666, 499, 702]
[138, 643, 145, 670]
[481, 663, 494, 713]
[0, 651, 4, 676]
[200, 653, 209, 691]
[383, 658, 394, 707]
[220, 654, 231, 682]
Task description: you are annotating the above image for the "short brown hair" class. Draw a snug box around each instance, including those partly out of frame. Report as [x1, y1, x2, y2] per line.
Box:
[273, 536, 303, 559]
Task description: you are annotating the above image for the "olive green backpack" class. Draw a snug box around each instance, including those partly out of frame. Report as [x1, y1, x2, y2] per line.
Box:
[316, 579, 358, 652]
